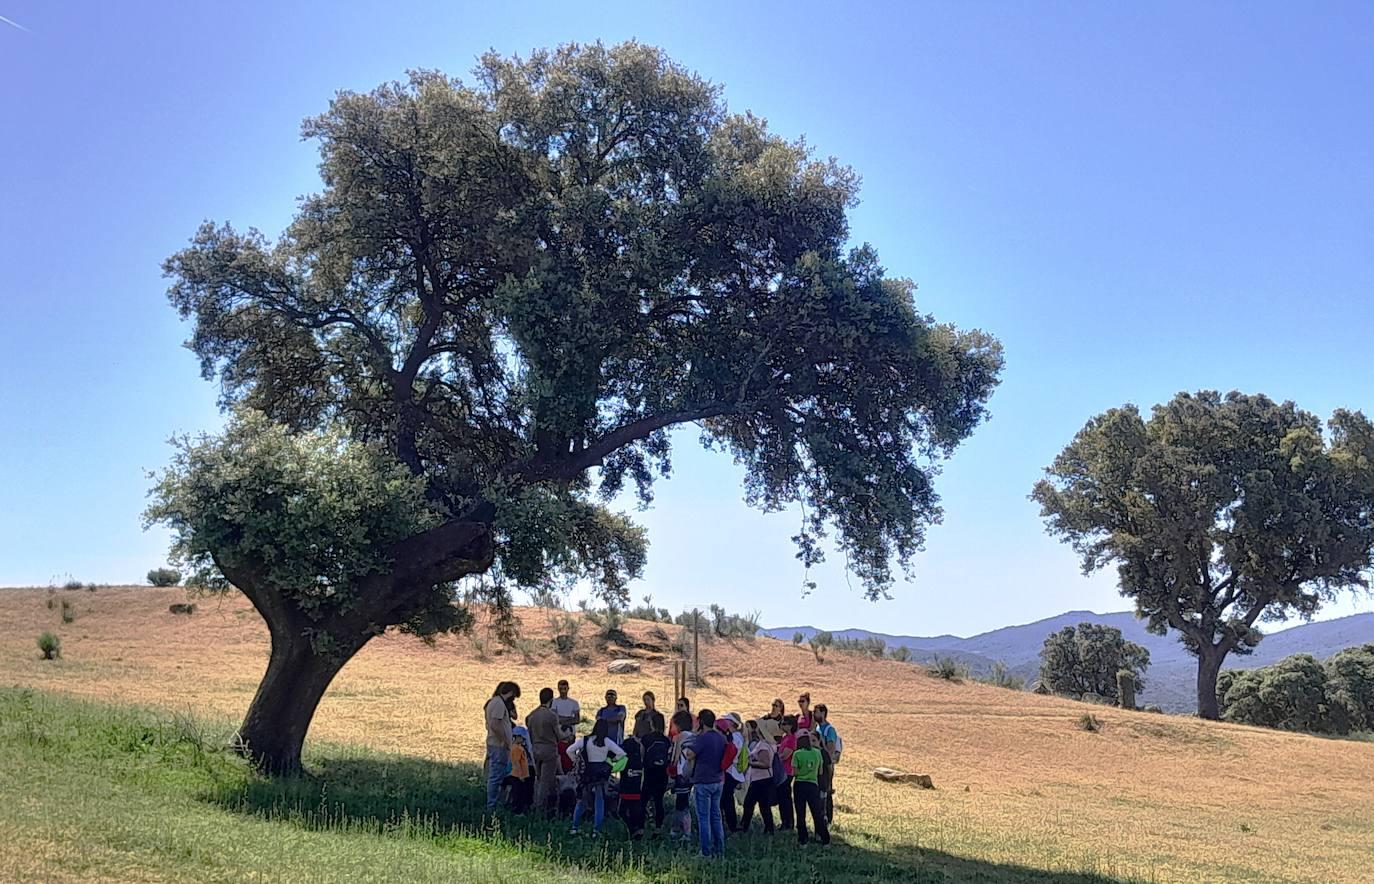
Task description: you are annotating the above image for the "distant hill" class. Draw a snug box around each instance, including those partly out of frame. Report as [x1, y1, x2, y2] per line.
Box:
[766, 611, 1374, 712]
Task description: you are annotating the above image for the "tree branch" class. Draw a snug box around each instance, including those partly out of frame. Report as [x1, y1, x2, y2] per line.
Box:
[509, 399, 774, 483]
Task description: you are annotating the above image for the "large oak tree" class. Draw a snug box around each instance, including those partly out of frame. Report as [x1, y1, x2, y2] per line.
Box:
[149, 42, 1003, 774]
[1032, 391, 1374, 719]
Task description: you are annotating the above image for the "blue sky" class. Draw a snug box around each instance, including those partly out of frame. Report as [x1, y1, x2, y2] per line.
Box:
[2, 2, 1372, 636]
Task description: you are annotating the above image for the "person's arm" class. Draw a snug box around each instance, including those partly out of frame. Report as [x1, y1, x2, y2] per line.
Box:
[616, 706, 627, 725]
[565, 738, 582, 763]
[605, 738, 624, 758]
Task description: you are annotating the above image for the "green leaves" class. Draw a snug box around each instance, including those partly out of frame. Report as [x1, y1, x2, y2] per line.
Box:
[1033, 391, 1374, 713]
[1038, 623, 1150, 700]
[160, 41, 1002, 609]
[145, 411, 440, 620]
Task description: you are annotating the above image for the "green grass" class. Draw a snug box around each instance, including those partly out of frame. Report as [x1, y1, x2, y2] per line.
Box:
[0, 686, 1134, 883]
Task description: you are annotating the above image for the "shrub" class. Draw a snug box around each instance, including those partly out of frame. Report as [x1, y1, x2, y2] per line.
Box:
[37, 632, 61, 660]
[704, 604, 762, 639]
[627, 594, 672, 623]
[792, 632, 804, 645]
[46, 597, 55, 610]
[1325, 643, 1374, 731]
[928, 656, 968, 681]
[513, 637, 539, 664]
[812, 630, 834, 647]
[526, 586, 563, 609]
[147, 568, 182, 587]
[978, 660, 1025, 691]
[1220, 653, 1348, 734]
[583, 604, 628, 639]
[60, 599, 75, 624]
[888, 646, 913, 663]
[472, 637, 489, 661]
[809, 637, 828, 664]
[86, 583, 100, 592]
[835, 635, 887, 657]
[1078, 713, 1102, 733]
[62, 579, 83, 591]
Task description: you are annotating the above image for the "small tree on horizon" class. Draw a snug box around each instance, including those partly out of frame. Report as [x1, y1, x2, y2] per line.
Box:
[1033, 391, 1374, 719]
[1038, 622, 1149, 701]
[147, 42, 1003, 775]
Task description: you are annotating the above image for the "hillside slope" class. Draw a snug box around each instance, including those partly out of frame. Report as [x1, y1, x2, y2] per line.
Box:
[2, 586, 1373, 882]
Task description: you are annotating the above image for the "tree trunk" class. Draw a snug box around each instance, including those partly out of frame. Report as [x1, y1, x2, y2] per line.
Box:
[1196, 646, 1226, 721]
[236, 628, 365, 775]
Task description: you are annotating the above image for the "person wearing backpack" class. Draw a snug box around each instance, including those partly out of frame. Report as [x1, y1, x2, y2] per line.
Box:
[739, 719, 777, 834]
[640, 714, 671, 833]
[718, 713, 747, 833]
[567, 719, 624, 838]
[813, 703, 841, 825]
[667, 710, 695, 843]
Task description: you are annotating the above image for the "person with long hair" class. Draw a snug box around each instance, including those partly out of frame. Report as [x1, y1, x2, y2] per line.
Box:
[739, 719, 777, 834]
[774, 713, 798, 831]
[790, 730, 830, 846]
[566, 718, 624, 837]
[484, 681, 521, 810]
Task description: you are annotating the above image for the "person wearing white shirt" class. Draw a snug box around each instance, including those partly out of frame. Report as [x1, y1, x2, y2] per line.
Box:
[566, 719, 624, 837]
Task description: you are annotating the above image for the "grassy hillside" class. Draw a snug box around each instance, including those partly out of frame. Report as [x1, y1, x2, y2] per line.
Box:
[3, 586, 1374, 882]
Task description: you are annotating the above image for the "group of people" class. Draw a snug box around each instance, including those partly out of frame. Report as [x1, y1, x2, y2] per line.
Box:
[484, 680, 844, 858]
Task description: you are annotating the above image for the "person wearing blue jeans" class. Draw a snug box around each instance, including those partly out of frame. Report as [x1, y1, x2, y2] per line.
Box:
[693, 781, 724, 856]
[567, 720, 624, 837]
[485, 743, 510, 809]
[484, 681, 521, 810]
[683, 708, 732, 858]
[571, 781, 609, 833]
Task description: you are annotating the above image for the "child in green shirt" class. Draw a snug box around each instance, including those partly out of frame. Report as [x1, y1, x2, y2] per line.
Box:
[790, 733, 830, 845]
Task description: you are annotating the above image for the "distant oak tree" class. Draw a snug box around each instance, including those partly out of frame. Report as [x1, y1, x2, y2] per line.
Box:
[1038, 622, 1149, 701]
[147, 42, 1003, 774]
[1032, 391, 1374, 720]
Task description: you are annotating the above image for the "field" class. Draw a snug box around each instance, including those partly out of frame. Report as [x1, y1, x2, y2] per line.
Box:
[2, 586, 1373, 883]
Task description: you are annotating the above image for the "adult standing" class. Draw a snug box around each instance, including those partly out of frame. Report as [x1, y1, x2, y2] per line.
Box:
[669, 697, 695, 738]
[796, 692, 814, 732]
[551, 679, 581, 741]
[597, 689, 627, 745]
[567, 720, 625, 837]
[758, 698, 785, 743]
[739, 719, 777, 834]
[525, 687, 561, 816]
[485, 681, 521, 810]
[639, 707, 672, 833]
[774, 714, 798, 831]
[791, 731, 830, 846]
[814, 703, 840, 825]
[633, 691, 665, 739]
[683, 708, 732, 858]
[719, 712, 746, 833]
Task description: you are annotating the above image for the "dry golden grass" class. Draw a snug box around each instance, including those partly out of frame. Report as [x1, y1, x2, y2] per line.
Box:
[3, 585, 1372, 882]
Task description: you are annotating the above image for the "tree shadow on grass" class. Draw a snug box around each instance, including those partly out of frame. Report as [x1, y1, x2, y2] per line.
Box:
[205, 751, 1137, 883]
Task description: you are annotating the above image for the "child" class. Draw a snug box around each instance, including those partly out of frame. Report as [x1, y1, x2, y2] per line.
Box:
[618, 735, 646, 839]
[505, 724, 534, 813]
[790, 731, 830, 846]
[667, 709, 695, 842]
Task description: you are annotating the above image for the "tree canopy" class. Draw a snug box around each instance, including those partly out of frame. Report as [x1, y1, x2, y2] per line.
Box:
[1032, 390, 1374, 718]
[1037, 622, 1149, 701]
[149, 42, 1002, 773]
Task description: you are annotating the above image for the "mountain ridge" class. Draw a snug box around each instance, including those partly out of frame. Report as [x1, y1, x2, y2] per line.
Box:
[764, 611, 1374, 711]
